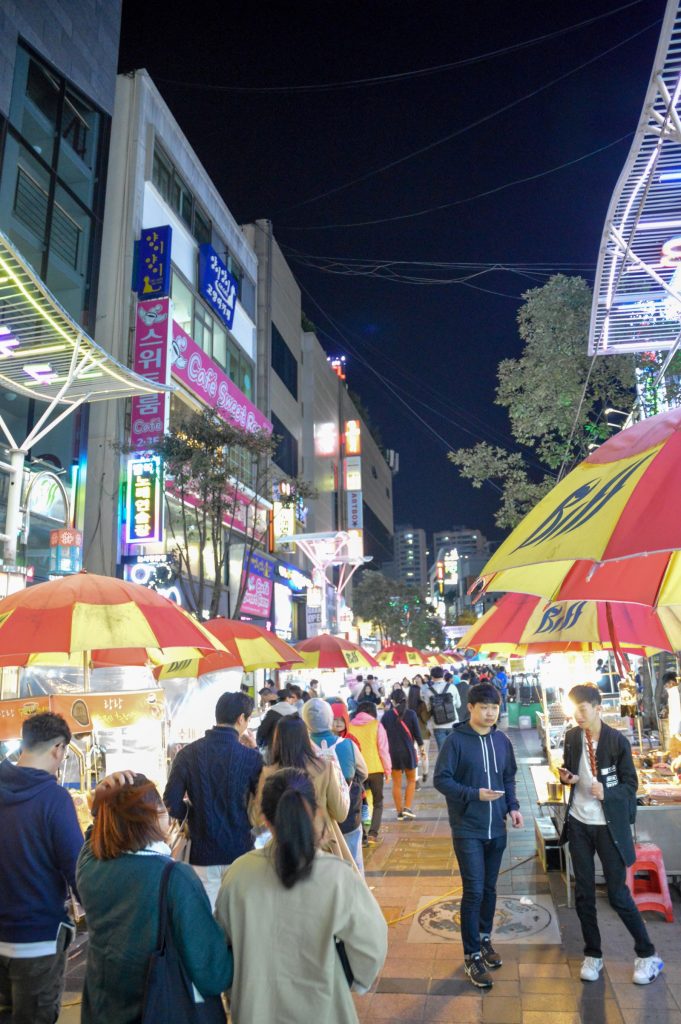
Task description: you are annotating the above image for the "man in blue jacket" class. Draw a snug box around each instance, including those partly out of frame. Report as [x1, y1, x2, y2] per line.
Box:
[164, 691, 262, 908]
[0, 712, 83, 1024]
[434, 682, 523, 990]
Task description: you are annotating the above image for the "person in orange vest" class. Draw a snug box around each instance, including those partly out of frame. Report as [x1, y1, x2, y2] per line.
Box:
[350, 702, 392, 845]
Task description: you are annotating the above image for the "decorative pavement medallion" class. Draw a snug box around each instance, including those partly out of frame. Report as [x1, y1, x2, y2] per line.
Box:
[408, 894, 561, 944]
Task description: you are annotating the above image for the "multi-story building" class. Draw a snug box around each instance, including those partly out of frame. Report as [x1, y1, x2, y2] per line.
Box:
[86, 69, 275, 623]
[432, 527, 487, 561]
[0, 3, 160, 583]
[393, 526, 428, 588]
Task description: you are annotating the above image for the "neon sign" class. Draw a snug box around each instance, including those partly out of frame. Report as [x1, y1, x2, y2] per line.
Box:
[0, 325, 19, 357]
[126, 456, 163, 545]
[344, 420, 361, 455]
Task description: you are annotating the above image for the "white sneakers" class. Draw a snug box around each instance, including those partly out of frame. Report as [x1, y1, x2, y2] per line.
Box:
[580, 955, 664, 985]
[633, 956, 665, 985]
[580, 957, 603, 981]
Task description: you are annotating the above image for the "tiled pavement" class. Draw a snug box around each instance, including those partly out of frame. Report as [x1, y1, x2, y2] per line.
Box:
[58, 722, 681, 1023]
[355, 723, 681, 1024]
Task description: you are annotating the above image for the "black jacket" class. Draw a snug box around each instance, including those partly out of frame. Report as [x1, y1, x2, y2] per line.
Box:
[559, 722, 638, 866]
[381, 708, 423, 770]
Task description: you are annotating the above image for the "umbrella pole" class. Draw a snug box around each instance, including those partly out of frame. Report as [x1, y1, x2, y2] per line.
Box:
[83, 650, 90, 693]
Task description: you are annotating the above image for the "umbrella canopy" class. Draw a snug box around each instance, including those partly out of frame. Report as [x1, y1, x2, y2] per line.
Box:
[476, 408, 681, 606]
[154, 619, 304, 679]
[421, 652, 449, 667]
[0, 571, 223, 657]
[295, 634, 379, 670]
[459, 592, 674, 657]
[376, 642, 426, 667]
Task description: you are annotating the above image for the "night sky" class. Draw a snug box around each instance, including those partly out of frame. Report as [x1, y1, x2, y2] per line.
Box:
[118, 0, 665, 544]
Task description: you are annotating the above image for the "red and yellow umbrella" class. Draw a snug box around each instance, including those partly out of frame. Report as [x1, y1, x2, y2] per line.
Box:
[460, 592, 675, 657]
[0, 571, 223, 659]
[154, 618, 304, 679]
[476, 408, 681, 608]
[376, 642, 426, 667]
[295, 634, 378, 670]
[421, 652, 449, 667]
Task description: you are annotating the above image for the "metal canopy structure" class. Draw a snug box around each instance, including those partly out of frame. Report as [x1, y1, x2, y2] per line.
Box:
[278, 531, 372, 631]
[0, 229, 173, 561]
[590, 0, 681, 357]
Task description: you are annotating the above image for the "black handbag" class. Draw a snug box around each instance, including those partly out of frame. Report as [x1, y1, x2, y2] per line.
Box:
[142, 861, 226, 1024]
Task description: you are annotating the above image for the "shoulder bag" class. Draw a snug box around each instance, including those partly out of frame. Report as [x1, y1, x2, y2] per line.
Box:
[142, 861, 226, 1024]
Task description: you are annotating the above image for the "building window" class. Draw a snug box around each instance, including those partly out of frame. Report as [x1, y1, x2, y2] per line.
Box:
[171, 270, 194, 333]
[0, 43, 105, 326]
[271, 412, 298, 478]
[271, 324, 298, 399]
[151, 142, 211, 248]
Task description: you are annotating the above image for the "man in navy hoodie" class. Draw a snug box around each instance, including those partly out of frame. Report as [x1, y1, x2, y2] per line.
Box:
[0, 712, 83, 1023]
[434, 682, 523, 990]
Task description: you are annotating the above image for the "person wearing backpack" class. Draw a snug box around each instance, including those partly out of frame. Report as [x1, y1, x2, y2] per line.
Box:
[381, 689, 425, 819]
[303, 699, 368, 872]
[425, 667, 461, 752]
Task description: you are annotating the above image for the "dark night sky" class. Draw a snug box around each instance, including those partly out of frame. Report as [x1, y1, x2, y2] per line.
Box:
[118, 0, 665, 544]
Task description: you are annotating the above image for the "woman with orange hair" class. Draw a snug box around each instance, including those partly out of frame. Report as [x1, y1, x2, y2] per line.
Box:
[76, 773, 232, 1023]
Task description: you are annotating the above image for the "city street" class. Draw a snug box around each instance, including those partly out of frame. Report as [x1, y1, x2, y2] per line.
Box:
[57, 723, 681, 1024]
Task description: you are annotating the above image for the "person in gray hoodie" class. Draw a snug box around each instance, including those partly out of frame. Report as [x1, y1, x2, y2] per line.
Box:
[434, 683, 523, 991]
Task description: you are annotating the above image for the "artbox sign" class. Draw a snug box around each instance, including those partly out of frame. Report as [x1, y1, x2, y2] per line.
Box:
[130, 299, 171, 449]
[347, 490, 363, 530]
[171, 322, 271, 434]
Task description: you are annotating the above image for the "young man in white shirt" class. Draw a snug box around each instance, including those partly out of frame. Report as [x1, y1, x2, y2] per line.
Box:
[559, 683, 663, 986]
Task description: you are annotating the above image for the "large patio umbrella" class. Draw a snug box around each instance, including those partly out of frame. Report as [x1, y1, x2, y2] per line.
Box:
[154, 618, 304, 679]
[376, 642, 426, 667]
[474, 408, 681, 608]
[421, 652, 449, 667]
[459, 592, 675, 657]
[295, 634, 378, 670]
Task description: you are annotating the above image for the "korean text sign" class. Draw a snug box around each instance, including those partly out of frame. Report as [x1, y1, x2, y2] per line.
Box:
[198, 243, 238, 330]
[126, 456, 162, 545]
[130, 298, 171, 449]
[240, 551, 275, 618]
[137, 225, 172, 298]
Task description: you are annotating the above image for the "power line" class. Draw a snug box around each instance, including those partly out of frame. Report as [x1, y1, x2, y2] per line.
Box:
[156, 1, 647, 96]
[282, 22, 657, 214]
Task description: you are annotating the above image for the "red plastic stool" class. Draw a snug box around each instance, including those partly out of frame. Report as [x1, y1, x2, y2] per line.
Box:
[626, 843, 674, 922]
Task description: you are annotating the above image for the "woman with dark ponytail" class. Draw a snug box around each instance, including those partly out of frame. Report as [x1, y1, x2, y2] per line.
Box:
[215, 768, 387, 1023]
[382, 688, 425, 820]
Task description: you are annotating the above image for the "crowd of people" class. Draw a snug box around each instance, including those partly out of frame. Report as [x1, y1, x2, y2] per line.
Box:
[0, 666, 668, 1023]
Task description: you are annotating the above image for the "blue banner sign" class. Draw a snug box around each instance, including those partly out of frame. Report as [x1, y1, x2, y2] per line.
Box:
[137, 225, 172, 298]
[198, 244, 238, 330]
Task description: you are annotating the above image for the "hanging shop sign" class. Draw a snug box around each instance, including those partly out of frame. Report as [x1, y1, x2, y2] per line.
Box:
[277, 563, 312, 593]
[171, 321, 271, 434]
[0, 697, 51, 741]
[198, 244, 238, 330]
[240, 551, 275, 618]
[347, 490, 363, 530]
[344, 419, 361, 455]
[130, 298, 171, 449]
[51, 690, 165, 734]
[126, 456, 163, 545]
[136, 225, 172, 298]
[344, 456, 362, 491]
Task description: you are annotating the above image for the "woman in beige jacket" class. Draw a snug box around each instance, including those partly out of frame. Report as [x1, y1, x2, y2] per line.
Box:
[251, 716, 350, 858]
[216, 768, 388, 1024]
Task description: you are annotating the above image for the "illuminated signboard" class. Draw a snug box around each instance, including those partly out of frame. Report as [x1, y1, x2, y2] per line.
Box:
[126, 456, 163, 545]
[136, 225, 172, 298]
[444, 548, 459, 585]
[347, 490, 363, 530]
[130, 298, 171, 449]
[314, 421, 337, 457]
[198, 244, 238, 330]
[590, 6, 681, 355]
[344, 455, 362, 490]
[344, 419, 361, 455]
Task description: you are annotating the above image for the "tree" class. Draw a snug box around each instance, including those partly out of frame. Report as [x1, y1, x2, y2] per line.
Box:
[147, 408, 310, 621]
[448, 275, 635, 529]
[408, 606, 446, 649]
[351, 571, 445, 647]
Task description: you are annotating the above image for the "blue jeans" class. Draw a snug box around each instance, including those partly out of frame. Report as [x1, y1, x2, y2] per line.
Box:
[433, 727, 452, 751]
[343, 825, 364, 874]
[453, 834, 507, 956]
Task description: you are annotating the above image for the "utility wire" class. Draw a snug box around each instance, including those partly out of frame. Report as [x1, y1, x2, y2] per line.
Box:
[156, 1, 647, 96]
[283, 129, 636, 230]
[282, 21, 658, 213]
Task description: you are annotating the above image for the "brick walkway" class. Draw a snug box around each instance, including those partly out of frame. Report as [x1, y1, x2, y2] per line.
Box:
[355, 724, 681, 1024]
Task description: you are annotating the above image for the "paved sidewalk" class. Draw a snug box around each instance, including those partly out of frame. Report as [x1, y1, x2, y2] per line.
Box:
[355, 723, 681, 1024]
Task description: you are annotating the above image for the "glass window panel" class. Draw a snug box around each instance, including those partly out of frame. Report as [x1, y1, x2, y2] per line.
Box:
[57, 89, 100, 207]
[193, 206, 211, 246]
[45, 185, 93, 322]
[152, 149, 172, 202]
[171, 271, 193, 333]
[227, 339, 239, 384]
[10, 50, 59, 163]
[212, 322, 227, 370]
[193, 303, 213, 357]
[0, 139, 50, 273]
[238, 355, 252, 399]
[240, 274, 256, 320]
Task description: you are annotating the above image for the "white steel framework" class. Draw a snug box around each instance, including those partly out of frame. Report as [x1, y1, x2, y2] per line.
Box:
[278, 531, 372, 631]
[590, 0, 681, 357]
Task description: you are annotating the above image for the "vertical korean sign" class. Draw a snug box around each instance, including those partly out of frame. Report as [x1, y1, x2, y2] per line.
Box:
[130, 298, 171, 450]
[126, 456, 162, 545]
[136, 225, 172, 298]
[343, 420, 363, 555]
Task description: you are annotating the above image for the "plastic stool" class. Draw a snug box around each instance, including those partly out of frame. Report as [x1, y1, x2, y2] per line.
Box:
[626, 843, 674, 922]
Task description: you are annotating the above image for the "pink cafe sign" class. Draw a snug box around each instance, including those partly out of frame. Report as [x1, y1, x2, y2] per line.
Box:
[171, 322, 271, 434]
[130, 298, 171, 449]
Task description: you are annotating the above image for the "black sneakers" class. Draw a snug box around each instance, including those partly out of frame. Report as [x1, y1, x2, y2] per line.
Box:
[464, 953, 494, 989]
[480, 938, 503, 970]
